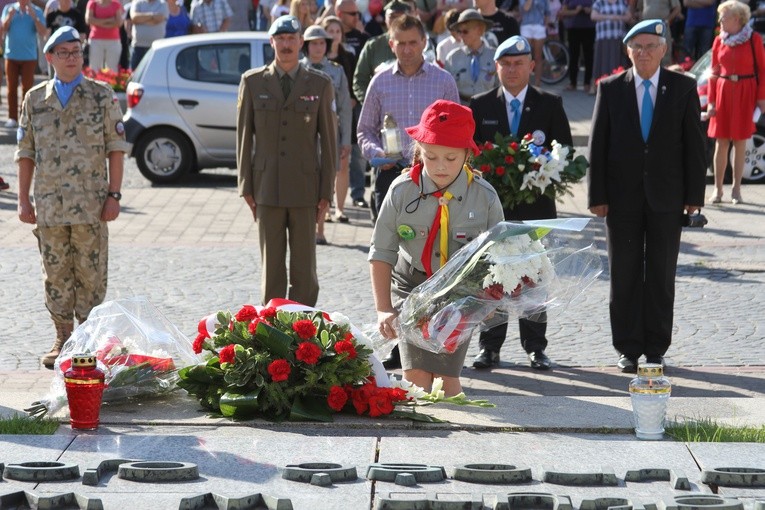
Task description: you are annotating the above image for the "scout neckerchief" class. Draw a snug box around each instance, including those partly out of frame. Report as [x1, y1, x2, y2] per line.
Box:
[409, 162, 473, 277]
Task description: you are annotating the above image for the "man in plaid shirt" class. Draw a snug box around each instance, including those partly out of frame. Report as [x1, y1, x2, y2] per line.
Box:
[190, 0, 232, 32]
[357, 14, 459, 221]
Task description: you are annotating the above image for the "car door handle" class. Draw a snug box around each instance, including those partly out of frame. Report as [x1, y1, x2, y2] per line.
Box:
[178, 99, 199, 108]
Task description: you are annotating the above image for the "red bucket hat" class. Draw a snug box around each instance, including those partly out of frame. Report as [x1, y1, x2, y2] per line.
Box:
[405, 100, 480, 156]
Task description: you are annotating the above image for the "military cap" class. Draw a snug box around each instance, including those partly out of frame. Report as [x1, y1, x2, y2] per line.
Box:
[269, 15, 301, 36]
[384, 0, 411, 14]
[494, 35, 531, 60]
[44, 26, 80, 53]
[303, 25, 332, 42]
[623, 19, 666, 44]
[448, 9, 493, 32]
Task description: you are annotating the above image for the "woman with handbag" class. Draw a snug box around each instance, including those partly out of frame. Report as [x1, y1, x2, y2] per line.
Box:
[707, 0, 765, 205]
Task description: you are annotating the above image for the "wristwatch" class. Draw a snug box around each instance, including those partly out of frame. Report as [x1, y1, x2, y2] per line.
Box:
[107, 191, 122, 201]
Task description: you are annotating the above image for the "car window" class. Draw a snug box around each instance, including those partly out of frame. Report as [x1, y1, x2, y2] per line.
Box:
[176, 44, 251, 85]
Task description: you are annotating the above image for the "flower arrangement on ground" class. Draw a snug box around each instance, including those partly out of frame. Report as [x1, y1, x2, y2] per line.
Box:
[472, 132, 588, 211]
[180, 299, 496, 421]
[179, 300, 414, 421]
[82, 67, 132, 92]
[390, 219, 602, 356]
[27, 298, 199, 419]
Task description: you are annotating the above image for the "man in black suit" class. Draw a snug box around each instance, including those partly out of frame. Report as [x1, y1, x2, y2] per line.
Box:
[588, 20, 706, 373]
[469, 35, 572, 371]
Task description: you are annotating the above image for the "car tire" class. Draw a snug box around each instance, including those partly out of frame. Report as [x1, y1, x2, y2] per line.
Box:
[134, 127, 195, 183]
[743, 128, 765, 183]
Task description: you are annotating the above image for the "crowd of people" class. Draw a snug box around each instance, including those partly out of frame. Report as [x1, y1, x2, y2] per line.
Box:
[7, 0, 765, 396]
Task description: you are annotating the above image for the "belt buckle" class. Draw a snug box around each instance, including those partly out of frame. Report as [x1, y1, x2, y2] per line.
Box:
[731, 74, 739, 82]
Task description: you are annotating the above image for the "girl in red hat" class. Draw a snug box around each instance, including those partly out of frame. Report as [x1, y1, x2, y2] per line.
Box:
[368, 100, 504, 396]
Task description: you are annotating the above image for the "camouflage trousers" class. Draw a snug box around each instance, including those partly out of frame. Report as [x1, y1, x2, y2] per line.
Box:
[33, 223, 109, 325]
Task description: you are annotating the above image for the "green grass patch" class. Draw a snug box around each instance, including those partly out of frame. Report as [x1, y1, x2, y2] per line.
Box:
[666, 418, 765, 442]
[0, 415, 59, 435]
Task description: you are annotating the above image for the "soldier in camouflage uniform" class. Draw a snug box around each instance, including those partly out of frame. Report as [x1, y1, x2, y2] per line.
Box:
[15, 26, 130, 368]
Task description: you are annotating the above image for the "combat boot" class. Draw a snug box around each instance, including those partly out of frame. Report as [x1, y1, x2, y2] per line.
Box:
[41, 322, 74, 369]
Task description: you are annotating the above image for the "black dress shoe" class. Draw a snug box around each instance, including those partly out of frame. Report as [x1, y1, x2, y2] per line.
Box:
[645, 355, 665, 367]
[617, 354, 638, 373]
[528, 350, 552, 370]
[381, 346, 401, 369]
[353, 198, 369, 208]
[472, 348, 500, 369]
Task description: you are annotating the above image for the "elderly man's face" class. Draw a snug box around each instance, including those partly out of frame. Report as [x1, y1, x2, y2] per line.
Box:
[496, 54, 534, 94]
[627, 33, 666, 80]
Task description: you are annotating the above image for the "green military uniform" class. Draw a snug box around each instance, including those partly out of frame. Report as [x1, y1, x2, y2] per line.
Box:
[444, 43, 499, 104]
[352, 33, 395, 104]
[301, 56, 352, 150]
[369, 166, 504, 375]
[237, 62, 337, 306]
[15, 77, 129, 325]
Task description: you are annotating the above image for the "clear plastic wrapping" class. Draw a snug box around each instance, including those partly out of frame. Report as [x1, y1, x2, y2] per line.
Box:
[27, 297, 201, 418]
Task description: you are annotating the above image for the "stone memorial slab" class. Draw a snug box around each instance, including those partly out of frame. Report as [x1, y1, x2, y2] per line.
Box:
[375, 432, 710, 507]
[37, 429, 374, 509]
[0, 435, 78, 489]
[688, 444, 765, 498]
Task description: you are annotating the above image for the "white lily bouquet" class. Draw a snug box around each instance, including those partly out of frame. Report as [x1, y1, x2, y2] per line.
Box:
[391, 219, 603, 355]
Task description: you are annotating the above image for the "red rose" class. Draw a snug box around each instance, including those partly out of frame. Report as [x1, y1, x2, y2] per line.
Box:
[197, 317, 210, 338]
[523, 133, 533, 141]
[327, 385, 348, 411]
[343, 331, 354, 342]
[388, 387, 409, 402]
[510, 142, 519, 151]
[234, 305, 258, 322]
[296, 341, 322, 365]
[268, 359, 291, 382]
[260, 306, 278, 319]
[192, 333, 206, 354]
[351, 383, 376, 414]
[248, 317, 270, 335]
[479, 283, 505, 300]
[480, 164, 491, 173]
[219, 344, 236, 365]
[334, 340, 357, 359]
[495, 166, 505, 176]
[368, 392, 395, 417]
[292, 319, 317, 340]
[482, 141, 493, 150]
[504, 155, 514, 164]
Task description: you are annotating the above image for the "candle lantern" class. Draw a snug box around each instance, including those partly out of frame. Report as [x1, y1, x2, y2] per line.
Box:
[629, 363, 671, 440]
[64, 354, 106, 430]
[381, 113, 403, 157]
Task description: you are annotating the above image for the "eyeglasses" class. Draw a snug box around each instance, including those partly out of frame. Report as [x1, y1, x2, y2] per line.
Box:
[341, 10, 361, 16]
[628, 42, 661, 53]
[54, 49, 83, 59]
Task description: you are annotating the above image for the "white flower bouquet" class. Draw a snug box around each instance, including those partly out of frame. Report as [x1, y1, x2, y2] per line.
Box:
[392, 219, 602, 355]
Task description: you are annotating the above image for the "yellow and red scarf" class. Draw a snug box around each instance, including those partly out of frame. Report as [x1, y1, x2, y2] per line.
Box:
[409, 163, 473, 276]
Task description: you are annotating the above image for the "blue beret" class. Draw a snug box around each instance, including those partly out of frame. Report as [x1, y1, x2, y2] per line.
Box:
[269, 15, 301, 36]
[623, 19, 666, 44]
[44, 26, 80, 53]
[494, 35, 531, 60]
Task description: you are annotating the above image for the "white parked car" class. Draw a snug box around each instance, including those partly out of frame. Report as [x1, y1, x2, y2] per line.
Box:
[123, 32, 274, 183]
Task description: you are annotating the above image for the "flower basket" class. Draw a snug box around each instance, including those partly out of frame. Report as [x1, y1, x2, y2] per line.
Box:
[473, 132, 588, 211]
[82, 66, 132, 92]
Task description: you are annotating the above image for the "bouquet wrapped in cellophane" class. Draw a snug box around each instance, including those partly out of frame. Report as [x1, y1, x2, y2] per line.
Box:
[378, 219, 602, 356]
[27, 297, 201, 419]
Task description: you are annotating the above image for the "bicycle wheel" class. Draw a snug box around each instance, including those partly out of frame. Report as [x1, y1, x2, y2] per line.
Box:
[540, 40, 570, 85]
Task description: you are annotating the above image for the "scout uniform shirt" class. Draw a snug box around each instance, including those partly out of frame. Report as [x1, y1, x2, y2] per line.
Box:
[15, 77, 130, 227]
[369, 166, 504, 295]
[444, 43, 499, 104]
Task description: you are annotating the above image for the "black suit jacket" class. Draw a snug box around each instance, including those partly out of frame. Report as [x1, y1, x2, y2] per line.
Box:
[587, 68, 707, 213]
[470, 85, 573, 220]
